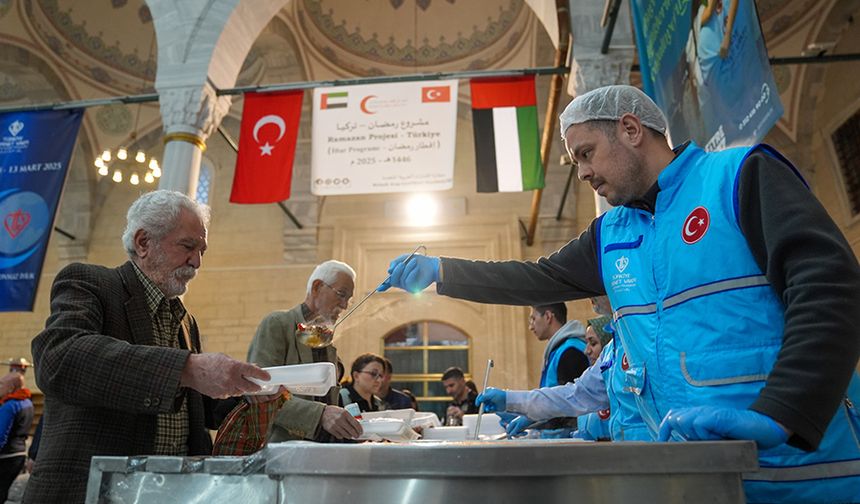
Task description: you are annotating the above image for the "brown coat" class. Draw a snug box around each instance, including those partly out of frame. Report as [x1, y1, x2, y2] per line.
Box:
[24, 261, 217, 504]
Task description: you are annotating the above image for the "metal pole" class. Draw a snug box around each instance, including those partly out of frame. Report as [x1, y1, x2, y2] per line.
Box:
[556, 163, 577, 221]
[527, 0, 571, 246]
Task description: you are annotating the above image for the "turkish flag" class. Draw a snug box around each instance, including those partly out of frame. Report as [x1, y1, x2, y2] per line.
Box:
[230, 90, 304, 204]
[421, 86, 450, 103]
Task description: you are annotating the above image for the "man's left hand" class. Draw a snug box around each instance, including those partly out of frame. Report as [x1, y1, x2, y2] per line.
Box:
[658, 406, 789, 449]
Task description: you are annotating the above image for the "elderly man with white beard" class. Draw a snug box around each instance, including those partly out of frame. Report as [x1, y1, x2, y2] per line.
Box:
[25, 190, 270, 504]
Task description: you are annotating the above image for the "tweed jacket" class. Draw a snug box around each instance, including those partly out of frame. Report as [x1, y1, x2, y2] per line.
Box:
[24, 261, 217, 504]
[247, 304, 339, 441]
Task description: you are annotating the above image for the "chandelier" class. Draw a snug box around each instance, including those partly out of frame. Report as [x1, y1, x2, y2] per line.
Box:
[94, 32, 160, 186]
[94, 133, 161, 186]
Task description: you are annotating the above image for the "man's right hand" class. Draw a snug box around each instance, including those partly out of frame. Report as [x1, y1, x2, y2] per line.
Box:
[320, 405, 362, 439]
[180, 353, 271, 399]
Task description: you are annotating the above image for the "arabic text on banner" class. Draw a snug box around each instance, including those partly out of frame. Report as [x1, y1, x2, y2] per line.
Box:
[311, 80, 458, 195]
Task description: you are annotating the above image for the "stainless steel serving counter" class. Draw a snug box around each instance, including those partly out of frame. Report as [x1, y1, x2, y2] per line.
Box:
[86, 439, 758, 503]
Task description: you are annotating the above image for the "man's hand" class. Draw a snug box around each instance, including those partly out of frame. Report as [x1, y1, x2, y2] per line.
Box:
[378, 254, 440, 293]
[658, 406, 789, 449]
[446, 405, 464, 422]
[180, 353, 271, 399]
[475, 387, 507, 412]
[319, 405, 362, 439]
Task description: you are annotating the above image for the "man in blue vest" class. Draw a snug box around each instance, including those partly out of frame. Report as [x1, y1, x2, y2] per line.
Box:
[530, 303, 589, 387]
[380, 85, 860, 503]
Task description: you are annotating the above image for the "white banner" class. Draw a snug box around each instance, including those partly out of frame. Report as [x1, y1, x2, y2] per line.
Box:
[311, 80, 458, 195]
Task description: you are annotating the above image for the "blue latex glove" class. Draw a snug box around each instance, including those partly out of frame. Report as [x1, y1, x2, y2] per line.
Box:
[496, 411, 517, 429]
[506, 415, 532, 437]
[657, 406, 789, 449]
[378, 254, 440, 293]
[571, 428, 596, 441]
[475, 387, 506, 413]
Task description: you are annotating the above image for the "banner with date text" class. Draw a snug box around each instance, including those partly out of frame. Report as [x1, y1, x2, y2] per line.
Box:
[311, 80, 458, 195]
[0, 109, 82, 311]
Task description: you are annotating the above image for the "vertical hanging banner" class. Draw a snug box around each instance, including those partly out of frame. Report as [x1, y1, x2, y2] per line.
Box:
[230, 90, 304, 204]
[470, 76, 544, 193]
[311, 80, 457, 195]
[630, 0, 782, 150]
[0, 109, 83, 312]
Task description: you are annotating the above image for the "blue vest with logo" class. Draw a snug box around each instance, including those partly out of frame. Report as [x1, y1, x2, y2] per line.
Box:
[597, 143, 860, 503]
[540, 337, 587, 388]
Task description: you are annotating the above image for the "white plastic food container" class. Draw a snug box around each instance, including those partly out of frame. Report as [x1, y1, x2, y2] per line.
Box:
[246, 362, 336, 396]
[358, 418, 420, 442]
[462, 413, 506, 438]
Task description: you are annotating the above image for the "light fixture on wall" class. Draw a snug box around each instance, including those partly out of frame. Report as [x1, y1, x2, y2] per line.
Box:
[94, 32, 160, 186]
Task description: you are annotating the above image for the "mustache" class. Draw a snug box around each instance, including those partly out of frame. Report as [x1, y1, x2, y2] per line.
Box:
[172, 265, 197, 281]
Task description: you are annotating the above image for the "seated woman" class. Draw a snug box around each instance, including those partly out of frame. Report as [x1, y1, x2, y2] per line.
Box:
[340, 353, 385, 413]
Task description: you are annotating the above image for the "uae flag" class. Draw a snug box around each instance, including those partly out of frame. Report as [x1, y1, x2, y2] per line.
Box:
[470, 76, 544, 193]
[230, 90, 304, 204]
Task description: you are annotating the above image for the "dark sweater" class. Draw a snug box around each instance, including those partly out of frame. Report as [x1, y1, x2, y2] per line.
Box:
[438, 144, 860, 451]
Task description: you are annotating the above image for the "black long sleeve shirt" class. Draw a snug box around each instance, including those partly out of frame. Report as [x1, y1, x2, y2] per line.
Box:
[438, 145, 860, 451]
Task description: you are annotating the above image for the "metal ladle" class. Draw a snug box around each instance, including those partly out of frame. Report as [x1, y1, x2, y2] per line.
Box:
[473, 358, 494, 440]
[331, 244, 427, 331]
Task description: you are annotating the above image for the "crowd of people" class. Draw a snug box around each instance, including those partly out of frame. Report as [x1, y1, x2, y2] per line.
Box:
[9, 83, 859, 504]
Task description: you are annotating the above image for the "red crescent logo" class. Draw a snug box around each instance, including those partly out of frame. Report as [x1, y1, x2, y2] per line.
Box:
[621, 354, 629, 371]
[681, 206, 710, 245]
[597, 408, 611, 420]
[360, 95, 376, 115]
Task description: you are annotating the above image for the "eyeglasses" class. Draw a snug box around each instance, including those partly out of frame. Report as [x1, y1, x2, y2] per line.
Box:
[358, 370, 384, 380]
[322, 282, 351, 302]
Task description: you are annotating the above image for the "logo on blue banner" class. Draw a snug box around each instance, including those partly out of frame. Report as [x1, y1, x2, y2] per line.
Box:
[0, 109, 83, 311]
[629, 0, 782, 150]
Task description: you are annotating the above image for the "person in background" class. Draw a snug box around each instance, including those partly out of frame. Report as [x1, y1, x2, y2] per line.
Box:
[340, 354, 385, 414]
[441, 367, 478, 426]
[583, 318, 608, 365]
[529, 304, 590, 386]
[382, 85, 860, 503]
[401, 389, 420, 411]
[379, 358, 412, 410]
[246, 260, 362, 442]
[464, 380, 478, 396]
[0, 367, 33, 503]
[26, 190, 269, 504]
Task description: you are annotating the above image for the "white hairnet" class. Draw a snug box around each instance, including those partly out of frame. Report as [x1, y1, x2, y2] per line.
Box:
[559, 85, 668, 137]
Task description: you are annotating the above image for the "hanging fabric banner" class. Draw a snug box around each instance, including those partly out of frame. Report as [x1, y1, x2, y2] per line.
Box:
[230, 90, 304, 204]
[470, 75, 544, 193]
[0, 109, 83, 312]
[630, 0, 782, 150]
[311, 80, 458, 195]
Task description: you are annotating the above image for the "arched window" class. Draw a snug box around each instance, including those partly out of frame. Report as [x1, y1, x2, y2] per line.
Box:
[382, 320, 471, 420]
[195, 164, 212, 204]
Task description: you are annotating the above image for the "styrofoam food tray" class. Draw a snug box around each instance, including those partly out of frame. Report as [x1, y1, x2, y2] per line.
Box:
[462, 413, 506, 438]
[421, 426, 468, 441]
[358, 418, 419, 442]
[247, 362, 336, 396]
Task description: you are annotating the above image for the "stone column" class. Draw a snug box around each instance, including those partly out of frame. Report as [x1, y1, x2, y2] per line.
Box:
[157, 83, 231, 195]
[146, 0, 290, 196]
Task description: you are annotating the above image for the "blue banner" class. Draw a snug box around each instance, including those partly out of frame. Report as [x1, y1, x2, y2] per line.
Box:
[630, 0, 782, 150]
[0, 109, 83, 311]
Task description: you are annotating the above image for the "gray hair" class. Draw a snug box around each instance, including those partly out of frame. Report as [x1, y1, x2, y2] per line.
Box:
[122, 190, 211, 258]
[559, 85, 668, 139]
[306, 260, 356, 295]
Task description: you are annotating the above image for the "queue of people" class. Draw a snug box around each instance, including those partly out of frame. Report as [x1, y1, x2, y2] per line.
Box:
[14, 82, 860, 504]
